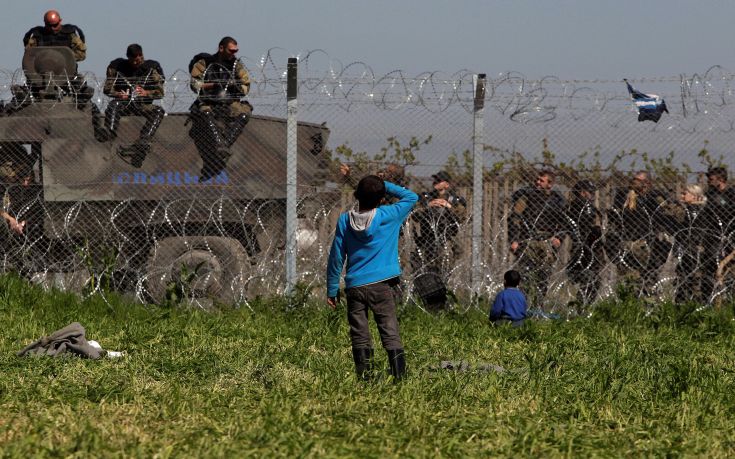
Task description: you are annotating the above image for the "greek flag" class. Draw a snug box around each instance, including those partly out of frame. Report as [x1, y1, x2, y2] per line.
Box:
[625, 79, 668, 123]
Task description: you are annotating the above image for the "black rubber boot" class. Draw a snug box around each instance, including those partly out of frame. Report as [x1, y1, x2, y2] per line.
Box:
[129, 141, 150, 168]
[352, 348, 375, 382]
[140, 105, 165, 140]
[201, 110, 227, 149]
[223, 113, 250, 147]
[100, 100, 124, 142]
[387, 349, 406, 382]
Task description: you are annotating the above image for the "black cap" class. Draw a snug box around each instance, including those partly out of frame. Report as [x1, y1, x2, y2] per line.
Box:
[706, 166, 727, 179]
[432, 171, 451, 183]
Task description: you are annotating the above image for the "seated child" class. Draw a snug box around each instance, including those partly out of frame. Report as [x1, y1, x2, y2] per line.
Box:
[489, 270, 527, 326]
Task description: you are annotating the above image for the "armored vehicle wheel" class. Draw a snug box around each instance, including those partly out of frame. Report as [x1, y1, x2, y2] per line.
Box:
[145, 236, 249, 305]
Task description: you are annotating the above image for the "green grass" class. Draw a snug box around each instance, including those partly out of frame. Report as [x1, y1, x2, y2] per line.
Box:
[1, 273, 735, 457]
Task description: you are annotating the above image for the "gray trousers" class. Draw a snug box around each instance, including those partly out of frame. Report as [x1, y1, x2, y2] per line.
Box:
[346, 280, 403, 350]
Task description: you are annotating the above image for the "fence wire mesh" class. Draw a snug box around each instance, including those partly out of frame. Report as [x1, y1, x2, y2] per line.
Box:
[2, 47, 735, 314]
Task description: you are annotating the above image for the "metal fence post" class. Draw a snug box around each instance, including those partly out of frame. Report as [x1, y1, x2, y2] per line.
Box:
[285, 57, 298, 295]
[471, 74, 486, 296]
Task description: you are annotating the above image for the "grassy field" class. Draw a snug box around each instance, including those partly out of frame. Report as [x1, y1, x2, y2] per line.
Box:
[1, 274, 734, 457]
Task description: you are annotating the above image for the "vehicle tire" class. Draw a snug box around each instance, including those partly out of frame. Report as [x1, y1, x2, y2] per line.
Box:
[145, 236, 249, 305]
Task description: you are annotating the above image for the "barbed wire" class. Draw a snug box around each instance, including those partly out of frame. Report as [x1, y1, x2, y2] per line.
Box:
[1, 48, 734, 119]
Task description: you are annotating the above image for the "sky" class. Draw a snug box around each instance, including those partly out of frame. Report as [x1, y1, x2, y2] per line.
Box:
[2, 0, 733, 81]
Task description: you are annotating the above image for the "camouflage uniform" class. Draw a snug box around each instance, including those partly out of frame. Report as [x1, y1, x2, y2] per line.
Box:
[189, 53, 252, 180]
[565, 194, 604, 304]
[98, 58, 166, 167]
[24, 24, 87, 62]
[508, 187, 566, 305]
[18, 23, 93, 108]
[607, 187, 674, 295]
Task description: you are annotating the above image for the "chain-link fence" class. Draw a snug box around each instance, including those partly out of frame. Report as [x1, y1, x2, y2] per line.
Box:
[2, 47, 735, 314]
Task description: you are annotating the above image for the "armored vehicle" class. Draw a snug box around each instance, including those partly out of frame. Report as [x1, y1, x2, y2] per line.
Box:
[0, 47, 330, 303]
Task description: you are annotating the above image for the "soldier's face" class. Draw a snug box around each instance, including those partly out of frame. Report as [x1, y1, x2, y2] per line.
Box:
[680, 190, 697, 204]
[708, 175, 725, 190]
[535, 174, 552, 191]
[433, 180, 450, 192]
[632, 175, 649, 193]
[44, 17, 62, 33]
[129, 54, 144, 69]
[220, 43, 239, 60]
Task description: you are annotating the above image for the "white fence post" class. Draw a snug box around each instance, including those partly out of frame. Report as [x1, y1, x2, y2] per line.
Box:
[471, 74, 486, 296]
[285, 57, 298, 295]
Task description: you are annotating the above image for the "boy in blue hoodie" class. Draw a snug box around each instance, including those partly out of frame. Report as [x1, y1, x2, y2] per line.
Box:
[327, 175, 418, 381]
[489, 270, 528, 327]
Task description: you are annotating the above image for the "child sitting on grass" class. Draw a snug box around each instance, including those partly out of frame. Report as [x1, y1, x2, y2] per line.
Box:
[327, 175, 418, 381]
[489, 270, 527, 327]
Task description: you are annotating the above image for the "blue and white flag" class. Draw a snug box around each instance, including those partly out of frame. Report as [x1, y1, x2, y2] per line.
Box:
[625, 79, 668, 123]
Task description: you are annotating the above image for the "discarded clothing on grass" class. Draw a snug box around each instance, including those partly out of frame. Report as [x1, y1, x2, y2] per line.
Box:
[17, 322, 106, 359]
[430, 360, 506, 373]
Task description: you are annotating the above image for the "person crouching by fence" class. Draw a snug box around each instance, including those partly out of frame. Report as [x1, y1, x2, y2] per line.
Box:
[326, 175, 418, 381]
[489, 270, 528, 327]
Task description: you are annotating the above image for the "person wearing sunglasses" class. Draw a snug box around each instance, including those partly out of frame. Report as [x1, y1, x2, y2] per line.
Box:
[23, 10, 87, 63]
[13, 10, 94, 112]
[189, 36, 253, 181]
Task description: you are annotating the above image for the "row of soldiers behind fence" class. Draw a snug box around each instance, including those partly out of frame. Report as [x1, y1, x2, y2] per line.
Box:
[511, 166, 735, 306]
[341, 163, 735, 307]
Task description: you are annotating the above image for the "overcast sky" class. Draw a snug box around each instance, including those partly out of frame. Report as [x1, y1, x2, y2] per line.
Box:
[2, 0, 733, 81]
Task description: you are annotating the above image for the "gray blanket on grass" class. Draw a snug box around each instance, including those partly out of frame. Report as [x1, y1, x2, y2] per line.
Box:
[432, 360, 506, 373]
[17, 322, 105, 359]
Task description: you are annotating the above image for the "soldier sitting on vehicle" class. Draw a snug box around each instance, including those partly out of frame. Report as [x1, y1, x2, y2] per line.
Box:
[5, 10, 94, 113]
[95, 44, 166, 168]
[189, 36, 253, 181]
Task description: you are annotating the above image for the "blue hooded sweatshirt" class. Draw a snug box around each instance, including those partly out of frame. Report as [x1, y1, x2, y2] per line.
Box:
[327, 181, 418, 298]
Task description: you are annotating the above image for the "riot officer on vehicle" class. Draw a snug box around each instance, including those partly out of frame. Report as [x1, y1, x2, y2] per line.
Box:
[189, 37, 253, 181]
[96, 44, 166, 168]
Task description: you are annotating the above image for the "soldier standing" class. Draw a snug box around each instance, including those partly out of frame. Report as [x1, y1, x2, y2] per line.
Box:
[671, 184, 717, 304]
[565, 180, 604, 305]
[508, 169, 566, 306]
[96, 44, 166, 168]
[607, 171, 673, 296]
[704, 167, 735, 299]
[411, 171, 466, 309]
[189, 37, 253, 181]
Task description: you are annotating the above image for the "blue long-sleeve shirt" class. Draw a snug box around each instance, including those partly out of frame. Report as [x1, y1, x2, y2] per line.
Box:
[326, 181, 418, 297]
[489, 287, 527, 321]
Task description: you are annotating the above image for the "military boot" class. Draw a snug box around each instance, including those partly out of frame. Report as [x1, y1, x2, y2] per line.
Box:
[93, 115, 111, 142]
[223, 114, 250, 147]
[129, 140, 150, 168]
[352, 348, 375, 382]
[387, 349, 406, 382]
